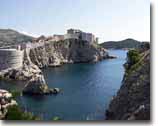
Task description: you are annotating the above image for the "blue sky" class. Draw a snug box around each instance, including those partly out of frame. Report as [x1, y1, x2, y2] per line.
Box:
[0, 0, 150, 43]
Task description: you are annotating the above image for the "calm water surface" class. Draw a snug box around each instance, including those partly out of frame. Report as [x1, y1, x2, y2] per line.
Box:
[0, 50, 127, 120]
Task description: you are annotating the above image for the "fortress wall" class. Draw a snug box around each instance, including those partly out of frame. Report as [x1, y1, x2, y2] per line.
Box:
[20, 42, 45, 50]
[81, 32, 94, 43]
[64, 34, 79, 40]
[0, 49, 24, 71]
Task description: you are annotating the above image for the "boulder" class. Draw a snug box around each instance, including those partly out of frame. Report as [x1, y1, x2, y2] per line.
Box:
[47, 88, 60, 95]
[22, 74, 49, 95]
[107, 55, 117, 59]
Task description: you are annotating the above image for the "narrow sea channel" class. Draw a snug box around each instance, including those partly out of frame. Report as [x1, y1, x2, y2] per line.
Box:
[0, 50, 127, 120]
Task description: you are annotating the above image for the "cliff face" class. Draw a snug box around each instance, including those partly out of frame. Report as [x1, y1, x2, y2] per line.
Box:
[106, 44, 150, 120]
[0, 39, 109, 95]
[29, 39, 109, 68]
[0, 49, 50, 95]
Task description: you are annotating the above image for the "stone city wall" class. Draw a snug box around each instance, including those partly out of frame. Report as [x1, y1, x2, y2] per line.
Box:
[0, 49, 24, 71]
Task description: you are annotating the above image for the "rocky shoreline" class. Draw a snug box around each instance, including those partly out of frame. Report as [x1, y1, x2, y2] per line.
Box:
[106, 43, 150, 120]
[0, 38, 111, 95]
[0, 89, 17, 119]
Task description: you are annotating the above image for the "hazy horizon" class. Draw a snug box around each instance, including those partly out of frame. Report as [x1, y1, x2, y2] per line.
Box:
[0, 0, 150, 43]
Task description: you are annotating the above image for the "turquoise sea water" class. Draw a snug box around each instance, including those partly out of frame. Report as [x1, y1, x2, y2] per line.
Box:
[0, 50, 127, 120]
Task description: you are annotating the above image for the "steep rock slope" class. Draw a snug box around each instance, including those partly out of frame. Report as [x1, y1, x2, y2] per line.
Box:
[29, 39, 109, 68]
[106, 44, 150, 120]
[0, 49, 50, 95]
[0, 38, 109, 94]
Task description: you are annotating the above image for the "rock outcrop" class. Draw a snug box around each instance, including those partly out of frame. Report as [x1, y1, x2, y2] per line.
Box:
[0, 49, 50, 95]
[0, 89, 17, 119]
[22, 74, 49, 95]
[106, 43, 150, 120]
[0, 38, 110, 95]
[22, 39, 109, 94]
[29, 39, 109, 68]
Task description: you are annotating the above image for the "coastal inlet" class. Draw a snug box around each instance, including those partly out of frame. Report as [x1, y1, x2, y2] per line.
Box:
[0, 50, 127, 120]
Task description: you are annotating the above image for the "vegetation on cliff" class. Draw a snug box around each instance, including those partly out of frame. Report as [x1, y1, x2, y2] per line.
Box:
[5, 105, 40, 120]
[127, 50, 140, 66]
[106, 43, 150, 120]
[124, 49, 141, 74]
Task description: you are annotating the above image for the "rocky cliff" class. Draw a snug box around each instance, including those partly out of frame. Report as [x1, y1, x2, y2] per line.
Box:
[23, 39, 109, 94]
[0, 49, 51, 95]
[29, 39, 109, 68]
[0, 38, 109, 95]
[106, 43, 150, 120]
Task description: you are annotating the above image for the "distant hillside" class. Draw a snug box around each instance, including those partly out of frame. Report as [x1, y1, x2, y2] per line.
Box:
[100, 39, 142, 49]
[0, 29, 34, 47]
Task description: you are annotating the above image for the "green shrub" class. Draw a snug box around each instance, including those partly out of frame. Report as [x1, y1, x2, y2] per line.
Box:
[5, 105, 40, 120]
[127, 49, 140, 68]
[10, 90, 22, 99]
[52, 116, 61, 121]
[125, 49, 145, 75]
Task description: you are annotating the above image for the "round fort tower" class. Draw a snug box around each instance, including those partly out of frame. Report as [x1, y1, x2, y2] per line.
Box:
[0, 49, 24, 71]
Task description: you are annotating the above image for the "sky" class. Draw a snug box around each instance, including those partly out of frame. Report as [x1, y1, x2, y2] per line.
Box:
[0, 0, 150, 43]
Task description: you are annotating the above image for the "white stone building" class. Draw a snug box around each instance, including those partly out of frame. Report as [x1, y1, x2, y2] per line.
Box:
[64, 33, 79, 40]
[27, 29, 99, 43]
[52, 35, 64, 41]
[64, 29, 98, 44]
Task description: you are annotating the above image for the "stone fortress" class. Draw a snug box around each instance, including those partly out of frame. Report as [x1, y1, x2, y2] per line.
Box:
[49, 28, 99, 44]
[0, 28, 110, 96]
[0, 29, 99, 71]
[0, 48, 24, 71]
[0, 41, 45, 71]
